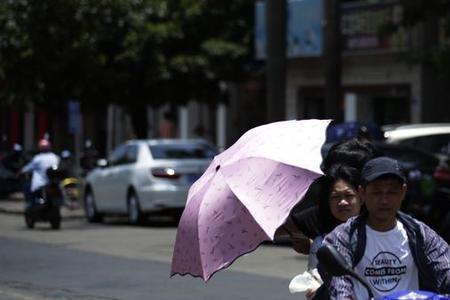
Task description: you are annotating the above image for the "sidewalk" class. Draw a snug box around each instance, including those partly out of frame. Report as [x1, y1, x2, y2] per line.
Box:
[0, 192, 85, 219]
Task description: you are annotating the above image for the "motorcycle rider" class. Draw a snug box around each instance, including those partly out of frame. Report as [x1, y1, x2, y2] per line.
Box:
[324, 157, 450, 299]
[21, 139, 60, 206]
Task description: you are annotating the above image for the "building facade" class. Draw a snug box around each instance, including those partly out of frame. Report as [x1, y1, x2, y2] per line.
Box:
[279, 0, 450, 125]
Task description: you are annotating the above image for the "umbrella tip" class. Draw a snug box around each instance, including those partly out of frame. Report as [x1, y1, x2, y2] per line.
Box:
[215, 165, 221, 172]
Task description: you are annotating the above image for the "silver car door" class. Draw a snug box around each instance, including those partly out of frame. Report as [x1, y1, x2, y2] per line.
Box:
[110, 144, 139, 212]
[90, 164, 113, 211]
[102, 145, 127, 212]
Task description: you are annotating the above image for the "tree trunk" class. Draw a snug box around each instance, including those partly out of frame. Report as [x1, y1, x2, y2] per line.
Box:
[266, 0, 287, 123]
[324, 0, 342, 121]
[128, 104, 148, 139]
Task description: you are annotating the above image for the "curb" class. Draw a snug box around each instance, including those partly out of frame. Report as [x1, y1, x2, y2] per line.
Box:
[0, 201, 86, 219]
[0, 206, 22, 215]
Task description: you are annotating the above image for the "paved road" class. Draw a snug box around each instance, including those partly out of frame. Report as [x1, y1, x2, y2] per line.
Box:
[0, 214, 309, 300]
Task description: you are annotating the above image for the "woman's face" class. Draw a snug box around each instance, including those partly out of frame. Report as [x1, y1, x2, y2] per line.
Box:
[329, 179, 362, 222]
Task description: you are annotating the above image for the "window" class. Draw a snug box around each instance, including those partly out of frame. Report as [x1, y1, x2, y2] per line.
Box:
[109, 145, 126, 166]
[399, 134, 450, 156]
[124, 145, 138, 163]
[149, 143, 217, 159]
[109, 144, 138, 165]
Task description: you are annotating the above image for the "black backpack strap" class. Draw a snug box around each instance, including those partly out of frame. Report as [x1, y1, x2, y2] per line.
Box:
[397, 212, 433, 291]
[350, 213, 367, 268]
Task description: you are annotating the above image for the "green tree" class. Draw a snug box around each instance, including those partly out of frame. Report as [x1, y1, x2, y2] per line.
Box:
[0, 0, 255, 138]
[379, 0, 450, 72]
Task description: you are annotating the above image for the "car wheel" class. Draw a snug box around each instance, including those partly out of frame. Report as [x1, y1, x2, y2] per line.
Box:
[84, 190, 103, 223]
[127, 192, 145, 225]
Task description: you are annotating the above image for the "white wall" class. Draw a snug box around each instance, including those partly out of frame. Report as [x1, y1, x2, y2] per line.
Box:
[286, 54, 422, 122]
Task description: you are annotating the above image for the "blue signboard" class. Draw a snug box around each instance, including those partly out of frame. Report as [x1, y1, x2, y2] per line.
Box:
[255, 0, 323, 59]
[255, 2, 267, 59]
[68, 100, 81, 134]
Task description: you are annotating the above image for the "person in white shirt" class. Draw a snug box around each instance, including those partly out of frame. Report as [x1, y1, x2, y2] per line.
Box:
[21, 139, 60, 199]
[324, 157, 450, 299]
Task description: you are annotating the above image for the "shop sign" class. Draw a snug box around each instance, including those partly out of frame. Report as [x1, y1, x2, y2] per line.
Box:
[341, 0, 411, 52]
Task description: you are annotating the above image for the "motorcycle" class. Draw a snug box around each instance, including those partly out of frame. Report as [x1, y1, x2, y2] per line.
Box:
[24, 165, 67, 230]
[316, 244, 450, 300]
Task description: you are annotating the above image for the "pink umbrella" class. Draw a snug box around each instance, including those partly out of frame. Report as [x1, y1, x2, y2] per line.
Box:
[171, 119, 331, 281]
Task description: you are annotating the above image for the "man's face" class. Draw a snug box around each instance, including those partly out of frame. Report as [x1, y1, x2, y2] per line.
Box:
[359, 177, 407, 225]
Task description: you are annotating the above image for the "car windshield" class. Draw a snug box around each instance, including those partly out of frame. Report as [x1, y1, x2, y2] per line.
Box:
[149, 143, 217, 159]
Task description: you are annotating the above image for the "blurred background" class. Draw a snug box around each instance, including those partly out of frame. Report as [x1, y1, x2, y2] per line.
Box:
[1, 0, 450, 221]
[1, 1, 450, 299]
[0, 0, 450, 159]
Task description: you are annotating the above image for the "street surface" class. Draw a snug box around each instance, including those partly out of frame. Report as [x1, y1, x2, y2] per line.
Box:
[0, 214, 309, 300]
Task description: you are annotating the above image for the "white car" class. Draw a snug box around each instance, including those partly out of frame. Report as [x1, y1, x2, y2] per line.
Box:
[383, 123, 450, 159]
[83, 139, 217, 224]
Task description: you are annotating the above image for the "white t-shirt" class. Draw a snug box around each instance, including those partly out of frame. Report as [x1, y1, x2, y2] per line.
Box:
[22, 152, 60, 192]
[353, 221, 419, 299]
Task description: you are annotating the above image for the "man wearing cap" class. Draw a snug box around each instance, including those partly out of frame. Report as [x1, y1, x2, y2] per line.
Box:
[322, 156, 450, 299]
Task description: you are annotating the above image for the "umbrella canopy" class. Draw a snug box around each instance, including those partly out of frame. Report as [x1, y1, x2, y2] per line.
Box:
[171, 119, 331, 281]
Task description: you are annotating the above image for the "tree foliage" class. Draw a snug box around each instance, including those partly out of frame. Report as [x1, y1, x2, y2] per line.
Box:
[379, 0, 450, 77]
[0, 0, 255, 110]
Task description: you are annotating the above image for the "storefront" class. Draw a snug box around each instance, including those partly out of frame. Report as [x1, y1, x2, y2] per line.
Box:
[285, 0, 423, 126]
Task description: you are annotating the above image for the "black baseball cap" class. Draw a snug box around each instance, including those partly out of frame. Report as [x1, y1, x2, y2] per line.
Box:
[361, 156, 406, 184]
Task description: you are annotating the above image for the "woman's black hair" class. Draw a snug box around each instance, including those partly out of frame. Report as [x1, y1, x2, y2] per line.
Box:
[292, 139, 377, 237]
[318, 164, 362, 234]
[321, 139, 379, 173]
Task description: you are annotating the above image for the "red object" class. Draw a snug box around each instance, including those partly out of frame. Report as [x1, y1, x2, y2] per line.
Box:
[159, 119, 176, 138]
[38, 139, 51, 151]
[434, 166, 450, 184]
[151, 168, 180, 179]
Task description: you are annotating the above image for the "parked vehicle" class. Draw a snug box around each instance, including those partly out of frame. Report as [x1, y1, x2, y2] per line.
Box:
[83, 139, 217, 225]
[24, 166, 66, 230]
[0, 144, 26, 196]
[383, 123, 450, 159]
[0, 161, 22, 196]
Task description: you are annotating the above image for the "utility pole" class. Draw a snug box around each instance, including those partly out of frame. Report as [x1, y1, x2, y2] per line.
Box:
[324, 0, 342, 121]
[266, 0, 287, 123]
